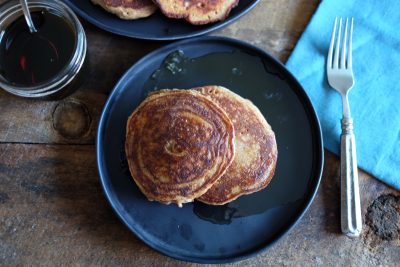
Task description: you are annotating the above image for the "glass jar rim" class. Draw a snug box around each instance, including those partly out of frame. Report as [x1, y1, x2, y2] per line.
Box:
[0, 0, 87, 96]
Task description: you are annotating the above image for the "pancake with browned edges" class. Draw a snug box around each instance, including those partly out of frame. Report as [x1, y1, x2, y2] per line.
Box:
[195, 86, 277, 205]
[154, 0, 239, 25]
[125, 89, 235, 207]
[91, 0, 157, 20]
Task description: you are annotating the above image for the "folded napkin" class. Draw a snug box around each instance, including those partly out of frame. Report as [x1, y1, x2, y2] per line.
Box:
[286, 0, 400, 190]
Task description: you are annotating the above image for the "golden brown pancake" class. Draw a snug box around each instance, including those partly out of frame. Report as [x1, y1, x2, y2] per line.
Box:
[91, 0, 157, 20]
[154, 0, 239, 25]
[125, 89, 235, 207]
[195, 86, 278, 205]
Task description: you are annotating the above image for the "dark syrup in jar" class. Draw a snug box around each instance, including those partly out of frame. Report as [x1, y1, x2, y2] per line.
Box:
[0, 10, 75, 86]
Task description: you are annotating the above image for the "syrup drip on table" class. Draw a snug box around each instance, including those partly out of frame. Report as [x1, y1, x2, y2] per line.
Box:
[0, 10, 75, 86]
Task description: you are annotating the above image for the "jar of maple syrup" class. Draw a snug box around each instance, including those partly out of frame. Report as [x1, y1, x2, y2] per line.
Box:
[0, 0, 87, 99]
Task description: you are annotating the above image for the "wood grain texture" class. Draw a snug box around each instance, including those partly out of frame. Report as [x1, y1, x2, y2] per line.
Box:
[0, 0, 399, 266]
[0, 145, 398, 266]
[216, 0, 320, 61]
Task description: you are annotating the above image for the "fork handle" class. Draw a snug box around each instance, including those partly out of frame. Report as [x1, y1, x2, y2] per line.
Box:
[340, 117, 362, 237]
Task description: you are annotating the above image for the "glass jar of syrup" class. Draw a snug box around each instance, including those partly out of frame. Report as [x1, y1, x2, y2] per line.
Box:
[0, 0, 88, 99]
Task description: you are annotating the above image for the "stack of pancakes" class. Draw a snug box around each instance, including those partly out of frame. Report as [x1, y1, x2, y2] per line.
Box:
[91, 0, 239, 25]
[125, 86, 277, 207]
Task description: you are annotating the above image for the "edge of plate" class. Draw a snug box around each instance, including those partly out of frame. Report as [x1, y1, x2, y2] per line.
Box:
[96, 36, 324, 263]
[62, 0, 261, 41]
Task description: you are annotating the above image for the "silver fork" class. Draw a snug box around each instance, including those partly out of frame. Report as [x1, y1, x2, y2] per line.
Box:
[327, 17, 362, 237]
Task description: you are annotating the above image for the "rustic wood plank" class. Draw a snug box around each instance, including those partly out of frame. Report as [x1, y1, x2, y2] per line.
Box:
[0, 144, 398, 266]
[0, 90, 104, 144]
[216, 0, 320, 61]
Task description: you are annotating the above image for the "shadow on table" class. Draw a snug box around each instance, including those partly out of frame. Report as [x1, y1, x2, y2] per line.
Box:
[320, 151, 341, 234]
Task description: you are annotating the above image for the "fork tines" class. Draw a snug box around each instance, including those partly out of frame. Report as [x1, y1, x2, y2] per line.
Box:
[327, 17, 354, 70]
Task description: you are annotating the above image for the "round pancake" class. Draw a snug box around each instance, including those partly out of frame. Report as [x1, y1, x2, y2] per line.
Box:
[125, 89, 235, 207]
[196, 86, 278, 205]
[154, 0, 239, 25]
[91, 0, 157, 20]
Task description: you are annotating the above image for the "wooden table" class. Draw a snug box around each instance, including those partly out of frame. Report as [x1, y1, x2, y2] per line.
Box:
[1, 1, 399, 266]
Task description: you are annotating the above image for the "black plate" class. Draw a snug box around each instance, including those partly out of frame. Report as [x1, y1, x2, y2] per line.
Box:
[96, 36, 324, 263]
[63, 0, 260, 40]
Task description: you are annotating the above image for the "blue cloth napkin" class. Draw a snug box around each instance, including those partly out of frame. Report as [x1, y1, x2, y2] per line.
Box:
[286, 0, 400, 190]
